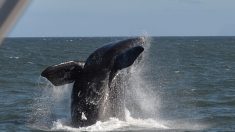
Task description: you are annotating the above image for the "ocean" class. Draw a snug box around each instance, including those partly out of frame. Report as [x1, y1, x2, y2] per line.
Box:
[0, 37, 234, 131]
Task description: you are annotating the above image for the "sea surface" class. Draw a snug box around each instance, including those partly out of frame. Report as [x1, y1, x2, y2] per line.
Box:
[0, 37, 234, 131]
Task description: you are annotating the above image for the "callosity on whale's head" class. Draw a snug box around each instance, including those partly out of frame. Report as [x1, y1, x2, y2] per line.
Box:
[41, 37, 146, 127]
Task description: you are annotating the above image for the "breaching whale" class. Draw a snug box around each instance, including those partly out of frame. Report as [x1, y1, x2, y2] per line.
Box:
[41, 37, 146, 127]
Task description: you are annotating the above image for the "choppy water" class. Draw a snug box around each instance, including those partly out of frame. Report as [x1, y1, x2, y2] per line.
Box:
[0, 37, 235, 131]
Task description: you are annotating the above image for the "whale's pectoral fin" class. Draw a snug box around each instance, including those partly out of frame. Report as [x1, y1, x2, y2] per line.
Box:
[114, 46, 144, 70]
[41, 61, 85, 86]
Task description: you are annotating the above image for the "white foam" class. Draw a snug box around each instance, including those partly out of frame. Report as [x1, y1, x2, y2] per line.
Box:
[51, 109, 168, 132]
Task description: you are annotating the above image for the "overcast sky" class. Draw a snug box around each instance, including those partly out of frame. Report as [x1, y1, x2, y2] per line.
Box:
[9, 0, 235, 37]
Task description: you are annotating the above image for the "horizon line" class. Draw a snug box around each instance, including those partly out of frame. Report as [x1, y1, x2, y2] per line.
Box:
[6, 35, 235, 38]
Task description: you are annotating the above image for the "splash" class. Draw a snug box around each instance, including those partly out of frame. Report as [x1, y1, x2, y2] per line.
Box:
[29, 36, 208, 131]
[124, 36, 161, 118]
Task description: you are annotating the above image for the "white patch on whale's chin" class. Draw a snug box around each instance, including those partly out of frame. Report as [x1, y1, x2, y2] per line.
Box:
[81, 112, 87, 120]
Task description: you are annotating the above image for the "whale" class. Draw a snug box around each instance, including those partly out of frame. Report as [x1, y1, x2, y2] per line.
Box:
[41, 37, 146, 127]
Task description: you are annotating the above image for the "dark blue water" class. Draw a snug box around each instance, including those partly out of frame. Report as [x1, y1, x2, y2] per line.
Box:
[0, 37, 234, 131]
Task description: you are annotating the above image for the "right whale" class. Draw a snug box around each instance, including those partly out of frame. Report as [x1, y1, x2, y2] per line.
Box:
[41, 37, 146, 127]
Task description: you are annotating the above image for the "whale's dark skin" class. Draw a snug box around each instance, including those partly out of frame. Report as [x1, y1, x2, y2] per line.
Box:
[41, 37, 145, 127]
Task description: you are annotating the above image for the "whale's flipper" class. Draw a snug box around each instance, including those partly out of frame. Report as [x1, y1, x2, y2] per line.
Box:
[41, 61, 85, 86]
[114, 46, 144, 70]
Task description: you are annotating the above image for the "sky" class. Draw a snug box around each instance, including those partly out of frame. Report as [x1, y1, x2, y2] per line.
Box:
[9, 0, 235, 37]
